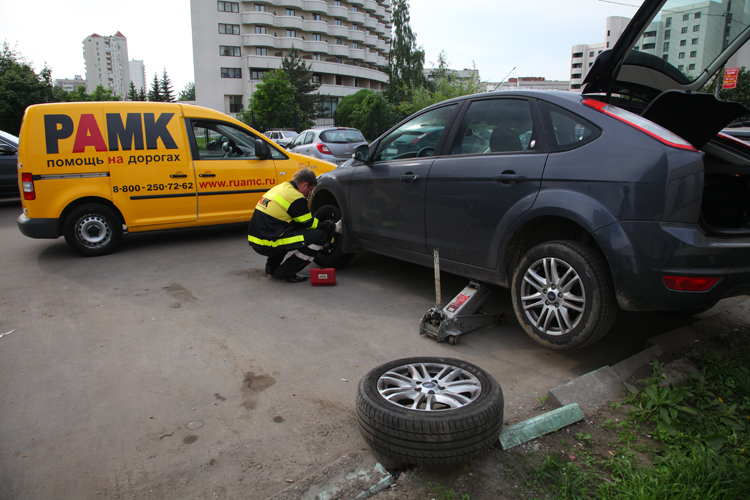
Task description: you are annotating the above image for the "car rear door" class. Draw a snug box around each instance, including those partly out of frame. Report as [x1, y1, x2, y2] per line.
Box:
[349, 104, 459, 254]
[425, 97, 548, 269]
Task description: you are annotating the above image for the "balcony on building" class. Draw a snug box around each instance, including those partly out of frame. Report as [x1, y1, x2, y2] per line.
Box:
[302, 0, 328, 14]
[328, 24, 348, 37]
[305, 19, 328, 33]
[243, 11, 274, 25]
[348, 30, 365, 43]
[363, 0, 378, 13]
[328, 5, 347, 18]
[276, 15, 306, 31]
[348, 10, 365, 24]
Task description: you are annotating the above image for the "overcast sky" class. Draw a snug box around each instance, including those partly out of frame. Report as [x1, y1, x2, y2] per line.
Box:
[0, 0, 641, 93]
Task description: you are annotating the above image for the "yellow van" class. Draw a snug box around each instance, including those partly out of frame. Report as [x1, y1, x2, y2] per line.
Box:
[16, 102, 336, 256]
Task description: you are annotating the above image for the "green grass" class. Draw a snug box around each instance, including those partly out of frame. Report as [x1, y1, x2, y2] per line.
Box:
[526, 347, 750, 500]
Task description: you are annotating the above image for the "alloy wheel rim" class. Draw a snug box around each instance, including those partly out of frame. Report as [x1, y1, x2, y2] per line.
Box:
[376, 362, 482, 411]
[520, 256, 586, 336]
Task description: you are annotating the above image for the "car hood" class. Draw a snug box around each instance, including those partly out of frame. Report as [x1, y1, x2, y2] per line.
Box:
[582, 0, 750, 147]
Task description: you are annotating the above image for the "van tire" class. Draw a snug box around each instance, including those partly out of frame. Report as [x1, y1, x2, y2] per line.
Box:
[64, 204, 123, 257]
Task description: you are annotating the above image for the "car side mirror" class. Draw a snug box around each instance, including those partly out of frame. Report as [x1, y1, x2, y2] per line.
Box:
[354, 144, 370, 162]
[255, 138, 269, 159]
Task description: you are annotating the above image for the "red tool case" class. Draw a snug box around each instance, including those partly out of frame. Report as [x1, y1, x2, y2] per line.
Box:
[311, 268, 336, 286]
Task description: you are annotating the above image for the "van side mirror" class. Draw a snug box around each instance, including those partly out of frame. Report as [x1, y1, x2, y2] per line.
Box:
[255, 138, 269, 159]
[354, 144, 370, 162]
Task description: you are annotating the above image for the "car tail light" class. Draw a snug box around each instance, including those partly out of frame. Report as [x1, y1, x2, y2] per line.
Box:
[21, 172, 36, 200]
[316, 143, 333, 155]
[583, 98, 697, 151]
[663, 275, 719, 291]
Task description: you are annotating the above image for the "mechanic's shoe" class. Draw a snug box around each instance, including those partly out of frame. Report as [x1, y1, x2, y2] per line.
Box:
[276, 274, 308, 283]
[265, 263, 276, 275]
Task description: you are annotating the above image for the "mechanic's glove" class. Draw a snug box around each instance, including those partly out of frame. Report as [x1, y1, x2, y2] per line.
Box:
[319, 220, 335, 235]
[334, 219, 343, 234]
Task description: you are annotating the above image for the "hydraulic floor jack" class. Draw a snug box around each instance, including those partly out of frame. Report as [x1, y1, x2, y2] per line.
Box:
[419, 249, 505, 344]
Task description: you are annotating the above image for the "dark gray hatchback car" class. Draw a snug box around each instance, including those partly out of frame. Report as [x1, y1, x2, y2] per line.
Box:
[310, 0, 750, 350]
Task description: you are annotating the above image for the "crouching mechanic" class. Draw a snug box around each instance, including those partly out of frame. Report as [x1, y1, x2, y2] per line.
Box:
[247, 169, 335, 283]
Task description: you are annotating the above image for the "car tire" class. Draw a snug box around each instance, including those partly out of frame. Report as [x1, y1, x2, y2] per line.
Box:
[313, 204, 354, 268]
[511, 240, 617, 350]
[356, 357, 504, 466]
[63, 203, 123, 257]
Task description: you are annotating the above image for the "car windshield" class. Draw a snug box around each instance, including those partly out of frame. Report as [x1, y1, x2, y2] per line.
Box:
[0, 130, 19, 146]
[632, 0, 750, 82]
[320, 129, 365, 143]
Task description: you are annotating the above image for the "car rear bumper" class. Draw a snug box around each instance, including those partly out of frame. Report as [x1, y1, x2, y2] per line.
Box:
[596, 221, 750, 311]
[17, 213, 59, 239]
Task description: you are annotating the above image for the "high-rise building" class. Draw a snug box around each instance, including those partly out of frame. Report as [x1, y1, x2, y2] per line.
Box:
[190, 0, 392, 118]
[82, 32, 131, 97]
[129, 60, 146, 95]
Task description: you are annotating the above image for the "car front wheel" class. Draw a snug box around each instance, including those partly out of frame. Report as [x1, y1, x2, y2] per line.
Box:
[313, 204, 354, 268]
[511, 240, 617, 350]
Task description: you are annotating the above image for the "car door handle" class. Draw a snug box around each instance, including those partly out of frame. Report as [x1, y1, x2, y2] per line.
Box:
[170, 173, 187, 178]
[199, 173, 216, 177]
[494, 173, 527, 182]
[400, 174, 420, 183]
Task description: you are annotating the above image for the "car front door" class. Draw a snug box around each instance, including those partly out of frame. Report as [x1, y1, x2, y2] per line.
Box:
[189, 120, 278, 222]
[348, 104, 459, 254]
[425, 97, 548, 269]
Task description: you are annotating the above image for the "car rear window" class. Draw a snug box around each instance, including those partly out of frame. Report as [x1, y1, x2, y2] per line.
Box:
[320, 129, 365, 143]
[539, 102, 600, 152]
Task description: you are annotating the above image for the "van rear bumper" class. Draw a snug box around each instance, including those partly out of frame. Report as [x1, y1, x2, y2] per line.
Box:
[17, 214, 59, 239]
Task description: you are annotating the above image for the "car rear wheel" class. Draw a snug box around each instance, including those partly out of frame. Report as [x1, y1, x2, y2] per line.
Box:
[313, 204, 354, 268]
[63, 203, 122, 257]
[511, 240, 617, 350]
[356, 357, 504, 466]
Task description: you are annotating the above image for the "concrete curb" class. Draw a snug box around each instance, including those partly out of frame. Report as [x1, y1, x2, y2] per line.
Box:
[548, 297, 750, 410]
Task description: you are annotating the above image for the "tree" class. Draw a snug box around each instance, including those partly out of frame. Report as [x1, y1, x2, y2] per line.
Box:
[127, 81, 139, 101]
[703, 67, 750, 114]
[148, 73, 162, 102]
[238, 69, 300, 132]
[385, 0, 426, 106]
[178, 82, 195, 101]
[398, 52, 482, 115]
[89, 84, 121, 102]
[160, 69, 175, 102]
[0, 42, 58, 135]
[336, 89, 372, 126]
[281, 47, 320, 125]
[347, 90, 399, 141]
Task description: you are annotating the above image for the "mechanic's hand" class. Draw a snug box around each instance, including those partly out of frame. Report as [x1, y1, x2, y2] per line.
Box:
[319, 220, 335, 235]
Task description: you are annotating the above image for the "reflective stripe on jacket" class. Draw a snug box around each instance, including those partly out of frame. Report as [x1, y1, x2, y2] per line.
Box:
[247, 181, 320, 247]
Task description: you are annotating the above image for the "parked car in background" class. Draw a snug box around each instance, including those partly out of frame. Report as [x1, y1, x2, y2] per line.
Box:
[0, 130, 19, 198]
[309, 0, 750, 351]
[721, 126, 750, 143]
[287, 127, 367, 165]
[264, 130, 299, 148]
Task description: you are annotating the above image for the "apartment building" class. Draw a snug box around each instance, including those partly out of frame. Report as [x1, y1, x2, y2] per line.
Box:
[190, 0, 392, 117]
[129, 60, 147, 93]
[54, 75, 86, 93]
[570, 16, 629, 90]
[82, 32, 131, 97]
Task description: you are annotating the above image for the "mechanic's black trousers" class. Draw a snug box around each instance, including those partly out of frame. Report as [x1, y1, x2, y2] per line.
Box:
[251, 228, 329, 279]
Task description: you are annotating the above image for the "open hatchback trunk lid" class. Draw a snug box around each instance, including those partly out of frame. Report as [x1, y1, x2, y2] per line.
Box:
[582, 0, 750, 148]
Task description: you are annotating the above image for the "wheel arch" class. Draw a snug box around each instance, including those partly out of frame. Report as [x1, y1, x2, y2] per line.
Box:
[59, 197, 124, 236]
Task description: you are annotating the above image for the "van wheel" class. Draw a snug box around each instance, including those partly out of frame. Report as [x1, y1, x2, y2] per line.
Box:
[64, 204, 123, 257]
[313, 204, 354, 268]
[511, 240, 617, 350]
